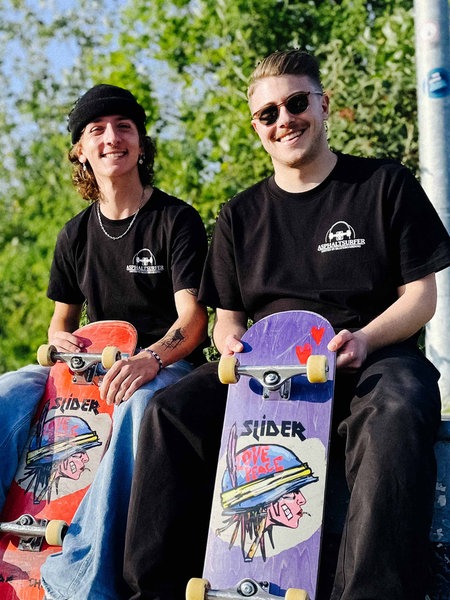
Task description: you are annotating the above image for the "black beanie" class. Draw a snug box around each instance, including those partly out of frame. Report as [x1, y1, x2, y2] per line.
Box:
[68, 84, 147, 143]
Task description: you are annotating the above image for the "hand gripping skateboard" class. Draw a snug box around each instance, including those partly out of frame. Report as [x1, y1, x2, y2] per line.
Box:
[187, 311, 336, 600]
[0, 320, 137, 600]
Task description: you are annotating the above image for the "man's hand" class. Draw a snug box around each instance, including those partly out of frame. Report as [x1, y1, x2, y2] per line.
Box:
[99, 351, 160, 406]
[328, 329, 369, 371]
[213, 309, 247, 355]
[221, 334, 244, 356]
[49, 331, 85, 353]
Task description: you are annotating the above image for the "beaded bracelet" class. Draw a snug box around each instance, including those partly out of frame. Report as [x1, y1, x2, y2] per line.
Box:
[144, 348, 164, 373]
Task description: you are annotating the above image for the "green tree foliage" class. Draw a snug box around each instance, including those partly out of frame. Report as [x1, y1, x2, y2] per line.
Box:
[0, 0, 419, 370]
[112, 0, 418, 224]
[0, 0, 118, 370]
[0, 133, 83, 370]
[322, 3, 418, 169]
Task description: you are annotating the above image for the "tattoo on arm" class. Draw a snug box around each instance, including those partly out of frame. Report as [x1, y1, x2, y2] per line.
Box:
[160, 288, 199, 351]
[161, 328, 186, 350]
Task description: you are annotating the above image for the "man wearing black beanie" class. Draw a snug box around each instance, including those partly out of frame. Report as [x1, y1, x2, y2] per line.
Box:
[68, 84, 147, 144]
[0, 83, 208, 599]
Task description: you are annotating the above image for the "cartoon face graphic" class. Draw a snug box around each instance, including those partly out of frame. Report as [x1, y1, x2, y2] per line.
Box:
[266, 488, 307, 529]
[18, 402, 102, 503]
[57, 450, 89, 480]
[217, 424, 318, 562]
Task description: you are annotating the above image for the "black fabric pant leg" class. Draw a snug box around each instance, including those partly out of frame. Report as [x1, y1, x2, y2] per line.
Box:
[123, 361, 227, 600]
[317, 396, 350, 600]
[330, 345, 442, 600]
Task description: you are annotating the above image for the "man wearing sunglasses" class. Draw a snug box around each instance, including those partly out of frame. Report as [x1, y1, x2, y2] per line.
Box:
[123, 50, 450, 600]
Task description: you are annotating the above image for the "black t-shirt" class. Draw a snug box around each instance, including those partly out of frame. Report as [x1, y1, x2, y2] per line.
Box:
[199, 153, 450, 336]
[48, 188, 207, 356]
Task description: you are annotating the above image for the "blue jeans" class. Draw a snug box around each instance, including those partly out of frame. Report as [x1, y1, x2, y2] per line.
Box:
[0, 364, 51, 512]
[40, 359, 193, 599]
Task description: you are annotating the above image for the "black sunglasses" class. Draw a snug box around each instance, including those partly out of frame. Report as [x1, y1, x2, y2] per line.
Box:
[252, 91, 323, 126]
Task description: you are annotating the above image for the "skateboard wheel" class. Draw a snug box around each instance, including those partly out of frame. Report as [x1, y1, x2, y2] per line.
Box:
[186, 577, 210, 600]
[218, 355, 239, 384]
[101, 346, 121, 369]
[285, 589, 310, 600]
[45, 519, 68, 546]
[306, 354, 328, 383]
[37, 344, 57, 367]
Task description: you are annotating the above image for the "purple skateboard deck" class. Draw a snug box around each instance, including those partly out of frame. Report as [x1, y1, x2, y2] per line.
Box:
[199, 311, 336, 600]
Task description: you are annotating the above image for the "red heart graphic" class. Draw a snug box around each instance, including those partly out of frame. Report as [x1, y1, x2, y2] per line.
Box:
[296, 344, 312, 364]
[311, 326, 324, 346]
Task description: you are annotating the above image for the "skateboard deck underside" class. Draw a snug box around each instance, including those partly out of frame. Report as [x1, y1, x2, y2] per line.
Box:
[203, 311, 336, 599]
[0, 320, 137, 600]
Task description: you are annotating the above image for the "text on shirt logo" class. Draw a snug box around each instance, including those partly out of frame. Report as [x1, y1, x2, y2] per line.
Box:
[126, 248, 164, 274]
[317, 220, 365, 253]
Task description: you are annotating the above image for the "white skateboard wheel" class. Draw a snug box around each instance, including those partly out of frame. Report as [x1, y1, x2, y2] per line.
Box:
[285, 588, 310, 600]
[37, 344, 57, 367]
[101, 346, 120, 369]
[218, 355, 239, 384]
[306, 354, 328, 383]
[186, 577, 210, 600]
[45, 519, 68, 546]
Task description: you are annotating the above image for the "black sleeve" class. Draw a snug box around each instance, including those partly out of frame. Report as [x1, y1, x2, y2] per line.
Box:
[199, 204, 245, 311]
[169, 205, 208, 294]
[47, 226, 85, 305]
[391, 166, 450, 285]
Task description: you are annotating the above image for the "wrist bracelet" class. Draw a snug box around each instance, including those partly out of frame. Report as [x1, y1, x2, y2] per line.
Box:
[144, 348, 164, 373]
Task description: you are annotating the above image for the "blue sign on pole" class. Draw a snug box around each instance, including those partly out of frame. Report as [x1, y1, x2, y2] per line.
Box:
[426, 67, 450, 98]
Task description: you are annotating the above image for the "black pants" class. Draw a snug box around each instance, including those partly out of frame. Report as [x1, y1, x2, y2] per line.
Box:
[123, 345, 441, 600]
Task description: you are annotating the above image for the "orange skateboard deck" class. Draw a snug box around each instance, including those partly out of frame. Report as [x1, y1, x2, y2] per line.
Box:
[188, 310, 336, 600]
[0, 320, 137, 600]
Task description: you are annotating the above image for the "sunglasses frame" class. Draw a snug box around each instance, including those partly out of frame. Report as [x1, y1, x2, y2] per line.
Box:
[251, 91, 323, 126]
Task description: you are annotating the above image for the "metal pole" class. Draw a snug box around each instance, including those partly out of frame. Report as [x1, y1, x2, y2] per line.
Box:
[414, 0, 450, 413]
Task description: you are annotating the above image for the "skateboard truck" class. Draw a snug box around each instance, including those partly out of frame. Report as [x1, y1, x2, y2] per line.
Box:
[37, 345, 130, 385]
[187, 577, 309, 599]
[218, 355, 328, 400]
[0, 514, 68, 551]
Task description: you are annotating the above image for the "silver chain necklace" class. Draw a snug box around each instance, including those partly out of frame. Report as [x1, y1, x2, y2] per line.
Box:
[96, 188, 145, 241]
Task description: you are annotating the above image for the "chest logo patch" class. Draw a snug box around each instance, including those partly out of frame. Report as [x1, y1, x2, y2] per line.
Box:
[317, 221, 365, 253]
[126, 248, 164, 274]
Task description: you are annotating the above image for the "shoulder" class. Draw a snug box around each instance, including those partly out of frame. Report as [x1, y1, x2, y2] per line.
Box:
[150, 188, 204, 224]
[56, 204, 94, 242]
[230, 178, 270, 205]
[219, 178, 271, 219]
[152, 188, 199, 213]
[336, 152, 413, 184]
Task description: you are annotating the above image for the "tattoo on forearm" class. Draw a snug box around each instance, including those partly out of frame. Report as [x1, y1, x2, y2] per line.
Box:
[162, 328, 185, 350]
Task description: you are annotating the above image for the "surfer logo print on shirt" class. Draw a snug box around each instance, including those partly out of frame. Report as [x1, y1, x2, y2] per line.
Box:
[317, 221, 365, 254]
[126, 248, 164, 274]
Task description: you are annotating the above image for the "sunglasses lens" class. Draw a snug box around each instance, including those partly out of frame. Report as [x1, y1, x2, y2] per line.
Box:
[258, 107, 279, 126]
[256, 93, 310, 126]
[286, 93, 309, 115]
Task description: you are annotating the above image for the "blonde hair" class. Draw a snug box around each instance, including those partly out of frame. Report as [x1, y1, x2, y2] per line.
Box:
[248, 50, 323, 99]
